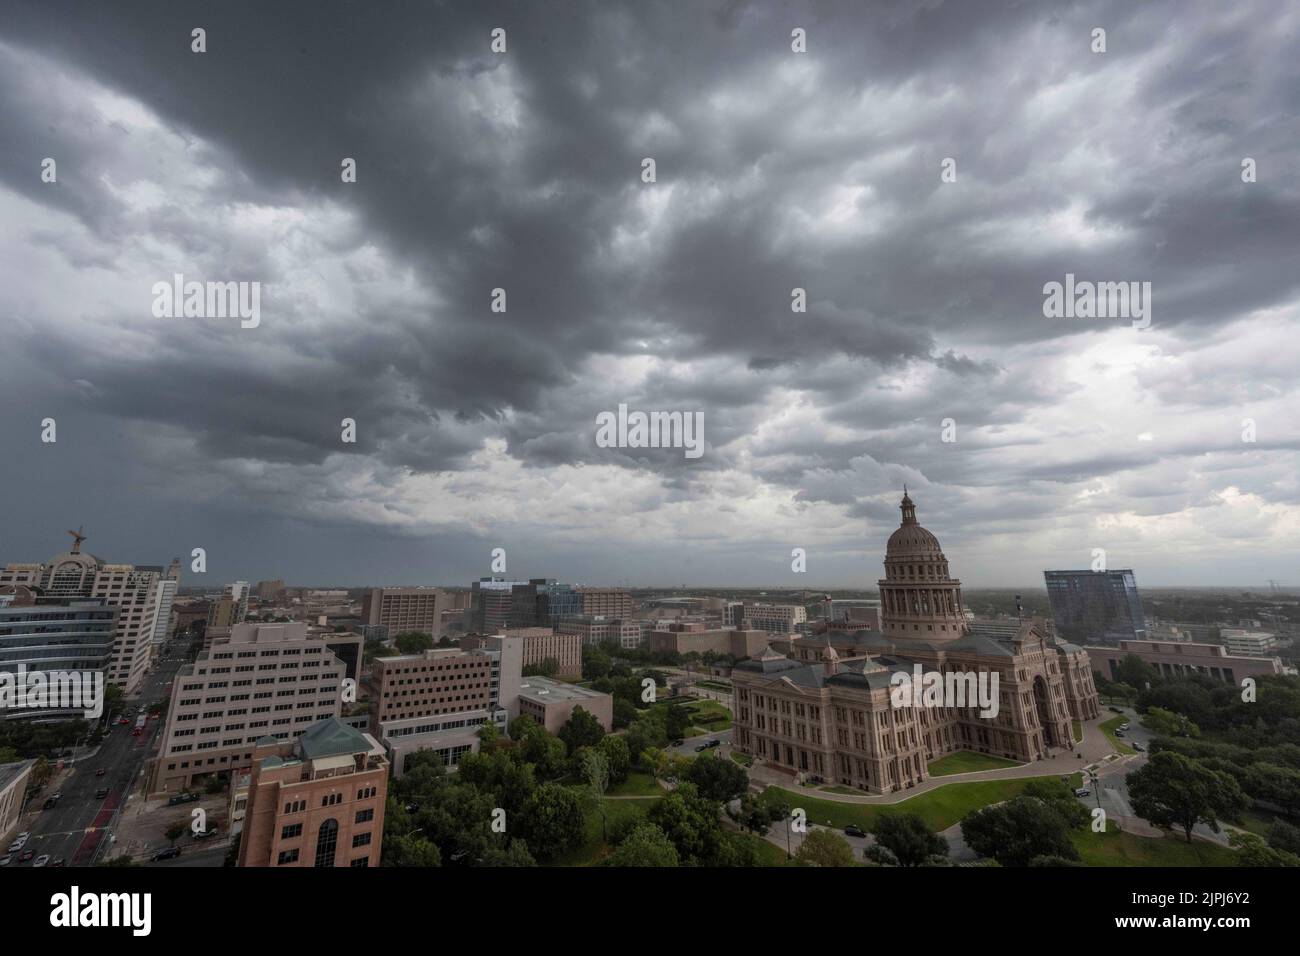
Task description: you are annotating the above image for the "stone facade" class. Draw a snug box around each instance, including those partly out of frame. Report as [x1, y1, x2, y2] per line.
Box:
[730, 494, 1100, 794]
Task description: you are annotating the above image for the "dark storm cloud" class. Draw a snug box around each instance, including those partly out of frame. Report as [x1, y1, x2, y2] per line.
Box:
[1, 0, 1297, 584]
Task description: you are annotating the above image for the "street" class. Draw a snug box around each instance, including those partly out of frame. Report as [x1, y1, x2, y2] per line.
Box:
[8, 642, 190, 868]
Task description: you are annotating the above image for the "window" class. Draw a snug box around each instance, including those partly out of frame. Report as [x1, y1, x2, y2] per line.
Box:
[277, 848, 300, 865]
[355, 808, 374, 824]
[351, 832, 372, 849]
[281, 823, 302, 840]
[314, 819, 339, 868]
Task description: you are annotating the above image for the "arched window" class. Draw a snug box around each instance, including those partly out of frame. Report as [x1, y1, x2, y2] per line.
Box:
[314, 818, 339, 868]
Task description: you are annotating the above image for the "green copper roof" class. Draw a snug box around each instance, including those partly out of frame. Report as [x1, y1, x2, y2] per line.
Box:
[297, 716, 370, 760]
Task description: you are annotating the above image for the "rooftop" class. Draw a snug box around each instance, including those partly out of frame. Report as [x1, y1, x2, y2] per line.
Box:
[518, 677, 608, 703]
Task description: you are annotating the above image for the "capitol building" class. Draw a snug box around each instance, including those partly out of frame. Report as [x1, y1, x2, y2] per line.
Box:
[731, 493, 1100, 794]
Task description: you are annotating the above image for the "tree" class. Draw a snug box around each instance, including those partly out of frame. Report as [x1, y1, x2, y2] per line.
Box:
[383, 834, 442, 867]
[580, 749, 611, 841]
[664, 704, 692, 741]
[647, 783, 727, 865]
[734, 793, 787, 835]
[796, 828, 856, 867]
[1240, 763, 1300, 818]
[872, 813, 948, 867]
[582, 644, 612, 681]
[1229, 830, 1300, 867]
[961, 796, 1080, 867]
[684, 753, 748, 803]
[164, 821, 188, 845]
[522, 657, 561, 678]
[1020, 779, 1090, 829]
[558, 706, 605, 754]
[1127, 750, 1248, 843]
[520, 783, 586, 861]
[1143, 706, 1200, 738]
[606, 823, 680, 867]
[1266, 819, 1300, 856]
[1115, 654, 1159, 691]
[597, 734, 631, 786]
[393, 631, 434, 655]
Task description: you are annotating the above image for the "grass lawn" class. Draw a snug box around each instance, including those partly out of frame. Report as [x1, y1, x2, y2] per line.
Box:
[759, 773, 1083, 834]
[1099, 716, 1136, 755]
[1073, 720, 1083, 743]
[552, 796, 660, 866]
[1237, 809, 1287, 837]
[1070, 822, 1237, 866]
[698, 680, 733, 692]
[607, 770, 664, 797]
[927, 751, 1021, 777]
[730, 751, 753, 768]
[819, 785, 861, 795]
[737, 830, 794, 866]
[684, 699, 732, 735]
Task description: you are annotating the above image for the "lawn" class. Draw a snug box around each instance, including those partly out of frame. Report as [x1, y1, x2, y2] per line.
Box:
[552, 796, 660, 866]
[1070, 822, 1237, 866]
[684, 699, 732, 735]
[607, 770, 664, 797]
[730, 751, 753, 768]
[1099, 716, 1136, 755]
[759, 773, 1083, 834]
[697, 680, 733, 692]
[927, 751, 1021, 777]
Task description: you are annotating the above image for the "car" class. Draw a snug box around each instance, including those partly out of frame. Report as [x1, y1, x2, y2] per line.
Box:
[1118, 723, 1130, 731]
[167, 792, 200, 806]
[19, 850, 35, 862]
[193, 828, 218, 841]
[670, 738, 684, 747]
[151, 847, 182, 862]
[1114, 730, 1125, 737]
[1109, 706, 1124, 714]
[694, 742, 709, 752]
[51, 858, 66, 867]
[705, 739, 721, 748]
[0, 855, 11, 866]
[33, 854, 50, 867]
[52, 791, 62, 800]
[95, 768, 107, 777]
[95, 788, 109, 799]
[1073, 787, 1091, 797]
[1132, 742, 1145, 752]
[404, 802, 420, 813]
[118, 718, 130, 726]
[844, 825, 867, 838]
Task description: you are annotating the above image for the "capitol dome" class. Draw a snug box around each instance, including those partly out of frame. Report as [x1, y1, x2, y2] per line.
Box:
[885, 491, 942, 555]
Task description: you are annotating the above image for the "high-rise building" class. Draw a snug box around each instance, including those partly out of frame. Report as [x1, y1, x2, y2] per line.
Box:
[152, 621, 348, 793]
[470, 579, 523, 633]
[1220, 628, 1277, 658]
[367, 637, 523, 775]
[463, 627, 583, 679]
[361, 586, 448, 638]
[236, 717, 388, 868]
[557, 616, 646, 649]
[256, 579, 285, 601]
[1044, 569, 1147, 645]
[576, 587, 634, 619]
[0, 589, 117, 720]
[0, 530, 173, 694]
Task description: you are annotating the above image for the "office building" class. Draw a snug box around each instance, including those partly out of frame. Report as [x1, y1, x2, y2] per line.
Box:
[0, 759, 35, 847]
[1220, 629, 1277, 658]
[1044, 569, 1147, 645]
[1086, 638, 1284, 685]
[152, 622, 348, 793]
[0, 530, 176, 694]
[361, 586, 448, 638]
[0, 589, 117, 720]
[576, 587, 635, 620]
[516, 677, 613, 734]
[744, 603, 809, 635]
[236, 717, 387, 868]
[557, 616, 646, 649]
[461, 627, 582, 679]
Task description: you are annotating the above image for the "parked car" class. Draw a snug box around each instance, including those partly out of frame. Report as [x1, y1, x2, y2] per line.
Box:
[95, 768, 107, 777]
[193, 827, 218, 841]
[0, 855, 11, 866]
[1114, 730, 1125, 737]
[1132, 742, 1145, 752]
[1118, 723, 1129, 731]
[1074, 787, 1091, 797]
[167, 792, 201, 806]
[671, 739, 684, 748]
[33, 854, 50, 867]
[705, 739, 721, 748]
[7, 833, 30, 853]
[844, 825, 867, 838]
[1109, 706, 1124, 714]
[19, 850, 35, 863]
[151, 847, 182, 862]
[95, 788, 109, 799]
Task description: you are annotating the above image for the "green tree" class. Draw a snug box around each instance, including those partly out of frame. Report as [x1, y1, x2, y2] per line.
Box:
[606, 822, 679, 867]
[558, 706, 605, 753]
[872, 813, 948, 867]
[164, 821, 188, 845]
[1115, 654, 1159, 691]
[582, 644, 612, 681]
[597, 734, 631, 786]
[1266, 819, 1300, 856]
[796, 828, 856, 867]
[580, 748, 611, 842]
[393, 631, 434, 655]
[684, 753, 748, 803]
[1020, 779, 1090, 829]
[1127, 750, 1248, 843]
[1229, 830, 1300, 867]
[1240, 763, 1300, 818]
[960, 796, 1080, 866]
[522, 657, 561, 678]
[383, 834, 442, 867]
[520, 783, 587, 861]
[647, 782, 727, 865]
[1143, 705, 1200, 738]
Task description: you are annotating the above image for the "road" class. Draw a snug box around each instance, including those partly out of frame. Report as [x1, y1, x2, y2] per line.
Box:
[8, 641, 191, 868]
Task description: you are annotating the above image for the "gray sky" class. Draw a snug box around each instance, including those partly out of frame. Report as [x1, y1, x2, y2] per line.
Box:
[2, 0, 1298, 588]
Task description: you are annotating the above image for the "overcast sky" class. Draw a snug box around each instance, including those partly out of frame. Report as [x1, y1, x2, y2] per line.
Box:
[2, 0, 1298, 589]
